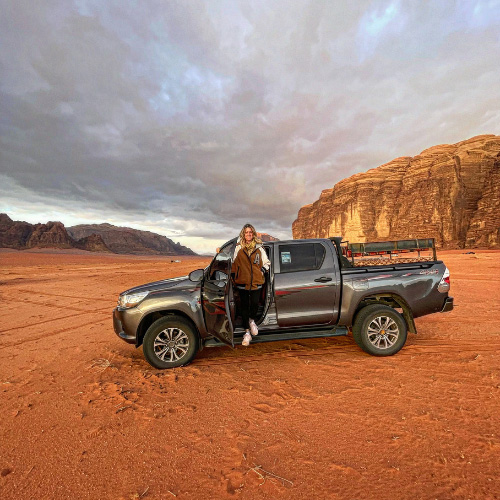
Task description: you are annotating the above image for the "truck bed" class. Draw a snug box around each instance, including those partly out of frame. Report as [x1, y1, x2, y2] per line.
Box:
[333, 237, 438, 268]
[351, 256, 434, 267]
[340, 259, 442, 274]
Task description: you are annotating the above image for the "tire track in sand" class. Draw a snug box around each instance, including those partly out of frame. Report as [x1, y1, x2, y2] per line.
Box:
[190, 338, 500, 367]
[10, 287, 111, 302]
[0, 306, 110, 334]
[0, 317, 108, 349]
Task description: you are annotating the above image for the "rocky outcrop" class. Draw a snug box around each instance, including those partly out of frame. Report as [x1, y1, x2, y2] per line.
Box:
[292, 135, 500, 248]
[73, 233, 111, 252]
[0, 213, 34, 249]
[465, 158, 500, 247]
[257, 232, 279, 242]
[26, 221, 76, 249]
[67, 223, 196, 255]
[0, 214, 111, 252]
[0, 215, 196, 255]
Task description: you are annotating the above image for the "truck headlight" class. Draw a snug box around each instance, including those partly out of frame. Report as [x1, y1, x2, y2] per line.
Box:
[118, 291, 149, 308]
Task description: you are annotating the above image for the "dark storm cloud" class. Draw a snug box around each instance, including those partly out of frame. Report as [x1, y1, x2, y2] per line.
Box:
[1, 0, 499, 252]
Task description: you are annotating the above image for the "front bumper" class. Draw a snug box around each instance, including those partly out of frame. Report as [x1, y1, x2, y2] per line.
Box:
[441, 296, 454, 313]
[113, 307, 140, 344]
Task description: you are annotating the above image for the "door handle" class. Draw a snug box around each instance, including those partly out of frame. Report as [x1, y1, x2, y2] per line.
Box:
[314, 276, 332, 282]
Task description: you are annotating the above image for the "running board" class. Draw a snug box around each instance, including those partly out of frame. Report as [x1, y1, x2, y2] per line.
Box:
[204, 326, 349, 347]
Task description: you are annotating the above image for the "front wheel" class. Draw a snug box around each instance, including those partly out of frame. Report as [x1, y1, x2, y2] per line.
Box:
[143, 316, 199, 369]
[352, 304, 407, 356]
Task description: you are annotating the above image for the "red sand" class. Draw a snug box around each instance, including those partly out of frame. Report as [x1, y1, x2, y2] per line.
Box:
[0, 249, 499, 499]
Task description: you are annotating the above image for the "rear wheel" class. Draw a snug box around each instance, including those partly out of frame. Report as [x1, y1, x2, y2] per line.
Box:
[352, 304, 407, 356]
[143, 316, 199, 369]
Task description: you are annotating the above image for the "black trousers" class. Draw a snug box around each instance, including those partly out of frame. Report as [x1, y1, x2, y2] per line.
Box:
[239, 288, 261, 330]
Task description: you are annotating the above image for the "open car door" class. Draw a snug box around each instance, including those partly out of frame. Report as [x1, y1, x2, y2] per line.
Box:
[201, 241, 236, 347]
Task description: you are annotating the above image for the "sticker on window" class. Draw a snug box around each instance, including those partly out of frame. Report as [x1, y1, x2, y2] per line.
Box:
[281, 251, 291, 264]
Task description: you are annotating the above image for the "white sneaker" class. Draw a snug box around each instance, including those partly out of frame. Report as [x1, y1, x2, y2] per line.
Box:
[242, 332, 252, 346]
[249, 319, 258, 336]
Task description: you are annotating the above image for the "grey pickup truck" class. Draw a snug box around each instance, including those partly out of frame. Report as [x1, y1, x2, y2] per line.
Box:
[113, 237, 453, 369]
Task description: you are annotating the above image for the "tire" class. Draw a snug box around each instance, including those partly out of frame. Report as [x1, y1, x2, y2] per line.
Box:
[352, 304, 407, 356]
[142, 316, 199, 369]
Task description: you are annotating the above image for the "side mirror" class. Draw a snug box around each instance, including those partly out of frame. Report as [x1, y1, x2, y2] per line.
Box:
[188, 269, 204, 282]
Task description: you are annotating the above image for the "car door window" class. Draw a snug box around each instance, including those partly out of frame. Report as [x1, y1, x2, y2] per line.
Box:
[208, 241, 235, 281]
[278, 243, 325, 273]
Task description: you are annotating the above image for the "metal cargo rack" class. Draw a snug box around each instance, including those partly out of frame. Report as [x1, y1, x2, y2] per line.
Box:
[340, 238, 437, 267]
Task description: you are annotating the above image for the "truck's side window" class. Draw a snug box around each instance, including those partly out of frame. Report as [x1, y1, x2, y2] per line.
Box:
[209, 247, 232, 281]
[278, 243, 325, 273]
[220, 241, 235, 255]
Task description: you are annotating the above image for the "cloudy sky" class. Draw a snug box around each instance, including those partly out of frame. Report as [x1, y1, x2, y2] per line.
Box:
[1, 0, 499, 253]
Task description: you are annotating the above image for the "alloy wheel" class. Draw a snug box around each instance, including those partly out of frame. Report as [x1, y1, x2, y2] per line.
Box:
[153, 327, 190, 362]
[367, 316, 399, 349]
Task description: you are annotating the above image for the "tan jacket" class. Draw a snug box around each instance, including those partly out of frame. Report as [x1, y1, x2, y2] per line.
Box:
[231, 244, 270, 290]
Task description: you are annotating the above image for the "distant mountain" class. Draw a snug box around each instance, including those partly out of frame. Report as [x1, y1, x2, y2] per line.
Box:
[257, 232, 279, 242]
[0, 214, 110, 252]
[67, 223, 196, 255]
[0, 214, 196, 255]
[73, 233, 112, 252]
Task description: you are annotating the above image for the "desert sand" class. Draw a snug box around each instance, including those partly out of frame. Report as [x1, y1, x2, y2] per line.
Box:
[0, 249, 499, 500]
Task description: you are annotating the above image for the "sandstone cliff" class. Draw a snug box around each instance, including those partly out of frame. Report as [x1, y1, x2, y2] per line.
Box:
[292, 135, 500, 248]
[67, 223, 196, 255]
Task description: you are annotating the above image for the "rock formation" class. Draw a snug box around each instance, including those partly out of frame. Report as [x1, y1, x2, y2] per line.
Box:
[67, 223, 196, 255]
[0, 214, 34, 249]
[292, 135, 500, 248]
[73, 233, 111, 252]
[0, 214, 110, 252]
[0, 215, 196, 255]
[26, 221, 76, 249]
[257, 232, 279, 242]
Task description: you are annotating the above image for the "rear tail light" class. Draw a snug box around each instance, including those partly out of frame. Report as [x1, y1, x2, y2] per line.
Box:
[438, 267, 450, 292]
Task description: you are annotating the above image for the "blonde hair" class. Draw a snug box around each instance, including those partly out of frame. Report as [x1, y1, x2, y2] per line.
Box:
[238, 223, 262, 253]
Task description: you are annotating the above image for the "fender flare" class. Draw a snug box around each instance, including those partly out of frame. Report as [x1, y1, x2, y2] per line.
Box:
[136, 310, 202, 348]
[353, 293, 417, 334]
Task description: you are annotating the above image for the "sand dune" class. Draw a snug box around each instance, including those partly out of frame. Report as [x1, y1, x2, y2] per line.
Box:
[0, 249, 498, 499]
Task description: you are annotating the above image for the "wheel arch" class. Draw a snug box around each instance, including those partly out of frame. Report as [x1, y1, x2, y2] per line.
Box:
[353, 293, 417, 334]
[136, 310, 202, 348]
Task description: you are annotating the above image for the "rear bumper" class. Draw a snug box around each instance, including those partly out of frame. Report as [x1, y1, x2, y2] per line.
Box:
[441, 296, 454, 313]
[113, 307, 138, 344]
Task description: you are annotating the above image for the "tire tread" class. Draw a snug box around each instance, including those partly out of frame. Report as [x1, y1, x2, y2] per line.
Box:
[143, 316, 199, 369]
[352, 304, 407, 357]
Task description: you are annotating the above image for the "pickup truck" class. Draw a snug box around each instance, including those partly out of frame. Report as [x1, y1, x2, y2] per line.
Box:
[113, 237, 453, 369]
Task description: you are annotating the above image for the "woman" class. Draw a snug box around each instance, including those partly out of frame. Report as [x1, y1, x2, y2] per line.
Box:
[231, 223, 270, 346]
